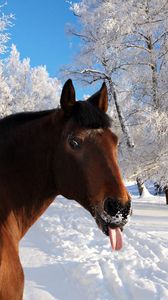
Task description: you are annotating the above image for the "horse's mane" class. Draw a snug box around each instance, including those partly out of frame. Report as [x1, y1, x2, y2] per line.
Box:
[0, 100, 111, 135]
[0, 109, 56, 134]
[70, 101, 111, 129]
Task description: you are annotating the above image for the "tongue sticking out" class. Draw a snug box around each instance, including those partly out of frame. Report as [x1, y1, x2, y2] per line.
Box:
[108, 227, 123, 251]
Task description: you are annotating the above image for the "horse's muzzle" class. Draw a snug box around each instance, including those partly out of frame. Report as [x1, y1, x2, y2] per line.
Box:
[96, 198, 132, 236]
[104, 197, 132, 219]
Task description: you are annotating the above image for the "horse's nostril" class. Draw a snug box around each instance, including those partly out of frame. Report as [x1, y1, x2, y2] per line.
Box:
[104, 198, 131, 218]
[104, 197, 119, 216]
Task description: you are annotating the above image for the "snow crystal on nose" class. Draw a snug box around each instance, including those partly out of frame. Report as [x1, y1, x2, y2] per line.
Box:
[100, 210, 130, 226]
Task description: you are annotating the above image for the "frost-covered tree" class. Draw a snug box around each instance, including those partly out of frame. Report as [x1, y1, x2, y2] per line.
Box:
[0, 3, 61, 117]
[122, 0, 168, 111]
[1, 45, 62, 116]
[0, 2, 14, 55]
[66, 0, 168, 200]
[0, 60, 13, 117]
[0, 2, 14, 116]
[118, 0, 168, 196]
[31, 64, 61, 111]
[64, 0, 135, 148]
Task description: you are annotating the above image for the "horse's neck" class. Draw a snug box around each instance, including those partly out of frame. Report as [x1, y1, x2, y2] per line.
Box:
[0, 212, 25, 300]
[0, 110, 62, 239]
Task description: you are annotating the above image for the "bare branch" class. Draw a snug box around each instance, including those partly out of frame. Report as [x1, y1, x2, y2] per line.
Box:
[153, 31, 168, 46]
[125, 44, 151, 53]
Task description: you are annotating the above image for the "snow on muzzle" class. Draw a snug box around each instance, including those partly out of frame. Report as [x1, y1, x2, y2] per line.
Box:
[96, 199, 132, 251]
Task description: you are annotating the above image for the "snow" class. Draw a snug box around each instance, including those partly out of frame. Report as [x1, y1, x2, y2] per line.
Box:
[140, 184, 153, 198]
[20, 183, 168, 300]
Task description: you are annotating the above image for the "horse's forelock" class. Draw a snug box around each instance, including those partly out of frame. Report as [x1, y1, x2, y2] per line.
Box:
[70, 101, 111, 130]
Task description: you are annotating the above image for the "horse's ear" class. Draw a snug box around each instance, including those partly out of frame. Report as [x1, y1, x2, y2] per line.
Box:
[60, 79, 76, 113]
[88, 82, 108, 113]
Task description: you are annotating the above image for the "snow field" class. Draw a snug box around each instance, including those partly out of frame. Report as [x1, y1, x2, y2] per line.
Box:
[20, 185, 168, 300]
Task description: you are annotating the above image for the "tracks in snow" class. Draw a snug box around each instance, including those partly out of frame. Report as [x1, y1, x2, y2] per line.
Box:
[20, 195, 168, 300]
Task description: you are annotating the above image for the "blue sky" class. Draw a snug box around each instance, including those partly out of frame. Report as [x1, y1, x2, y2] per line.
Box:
[5, 0, 75, 75]
[5, 0, 94, 98]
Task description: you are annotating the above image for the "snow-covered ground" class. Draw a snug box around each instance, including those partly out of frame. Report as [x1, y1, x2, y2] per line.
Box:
[20, 183, 168, 300]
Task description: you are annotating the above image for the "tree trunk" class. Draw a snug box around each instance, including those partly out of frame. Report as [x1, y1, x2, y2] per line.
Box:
[164, 186, 168, 205]
[136, 177, 144, 196]
[108, 79, 134, 148]
[151, 63, 158, 108]
[147, 36, 159, 109]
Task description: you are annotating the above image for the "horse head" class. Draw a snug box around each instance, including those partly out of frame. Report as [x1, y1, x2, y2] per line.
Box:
[55, 79, 132, 250]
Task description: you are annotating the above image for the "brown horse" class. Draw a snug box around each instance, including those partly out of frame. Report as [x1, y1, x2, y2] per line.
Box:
[0, 79, 131, 300]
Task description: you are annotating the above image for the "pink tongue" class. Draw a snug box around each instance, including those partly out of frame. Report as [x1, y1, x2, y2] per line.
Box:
[108, 227, 123, 251]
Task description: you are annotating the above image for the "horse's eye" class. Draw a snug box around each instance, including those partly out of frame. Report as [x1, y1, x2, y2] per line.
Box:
[68, 136, 81, 150]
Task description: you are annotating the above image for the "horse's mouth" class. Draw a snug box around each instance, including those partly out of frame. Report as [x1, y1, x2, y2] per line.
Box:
[95, 211, 131, 251]
[96, 214, 125, 236]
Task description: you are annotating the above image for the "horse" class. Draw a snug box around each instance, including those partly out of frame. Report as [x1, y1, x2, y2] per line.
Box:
[0, 79, 131, 300]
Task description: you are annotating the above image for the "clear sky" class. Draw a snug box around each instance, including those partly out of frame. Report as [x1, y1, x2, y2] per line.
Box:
[5, 0, 76, 75]
[5, 0, 94, 98]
